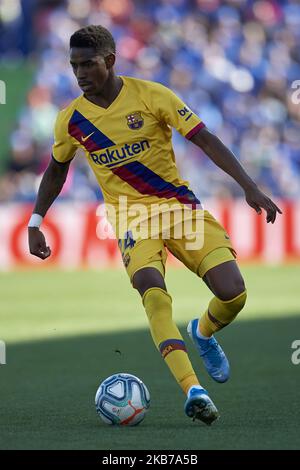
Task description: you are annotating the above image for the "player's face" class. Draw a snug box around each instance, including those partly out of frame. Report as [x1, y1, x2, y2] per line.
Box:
[70, 47, 113, 94]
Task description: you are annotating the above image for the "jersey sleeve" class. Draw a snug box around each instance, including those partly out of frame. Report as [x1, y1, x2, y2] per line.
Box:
[52, 110, 78, 163]
[148, 82, 205, 139]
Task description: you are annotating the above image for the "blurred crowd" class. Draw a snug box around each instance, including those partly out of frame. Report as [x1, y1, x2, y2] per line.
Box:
[1, 0, 300, 202]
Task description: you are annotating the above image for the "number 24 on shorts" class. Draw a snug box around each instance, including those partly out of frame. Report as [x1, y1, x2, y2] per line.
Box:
[118, 230, 136, 254]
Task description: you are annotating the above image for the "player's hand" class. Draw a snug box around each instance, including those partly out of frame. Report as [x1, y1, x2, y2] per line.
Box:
[244, 186, 282, 223]
[28, 227, 51, 259]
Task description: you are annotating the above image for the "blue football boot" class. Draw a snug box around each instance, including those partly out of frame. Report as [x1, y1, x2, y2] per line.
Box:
[187, 319, 230, 383]
[184, 387, 219, 425]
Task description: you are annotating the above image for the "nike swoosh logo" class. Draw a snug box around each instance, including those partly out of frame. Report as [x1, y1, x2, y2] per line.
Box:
[81, 132, 95, 142]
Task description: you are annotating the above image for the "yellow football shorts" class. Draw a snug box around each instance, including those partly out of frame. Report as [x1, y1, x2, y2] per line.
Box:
[118, 209, 236, 281]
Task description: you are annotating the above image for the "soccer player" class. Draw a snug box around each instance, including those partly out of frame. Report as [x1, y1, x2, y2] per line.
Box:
[28, 25, 281, 425]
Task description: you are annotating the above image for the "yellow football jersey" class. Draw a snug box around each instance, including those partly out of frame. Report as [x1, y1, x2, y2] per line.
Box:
[52, 76, 205, 236]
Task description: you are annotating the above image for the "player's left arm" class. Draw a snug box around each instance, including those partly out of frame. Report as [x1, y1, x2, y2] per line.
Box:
[190, 127, 282, 223]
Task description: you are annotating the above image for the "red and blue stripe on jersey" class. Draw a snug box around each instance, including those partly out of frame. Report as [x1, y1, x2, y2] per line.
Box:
[68, 110, 115, 152]
[112, 161, 200, 208]
[68, 111, 200, 208]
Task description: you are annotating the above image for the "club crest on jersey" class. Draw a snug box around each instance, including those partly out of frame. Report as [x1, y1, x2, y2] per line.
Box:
[126, 111, 144, 130]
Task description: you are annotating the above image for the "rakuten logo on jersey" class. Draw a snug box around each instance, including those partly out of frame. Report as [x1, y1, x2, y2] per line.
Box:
[90, 140, 150, 167]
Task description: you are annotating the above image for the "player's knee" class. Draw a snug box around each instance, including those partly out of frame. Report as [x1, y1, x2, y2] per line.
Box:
[217, 276, 246, 302]
[132, 267, 165, 297]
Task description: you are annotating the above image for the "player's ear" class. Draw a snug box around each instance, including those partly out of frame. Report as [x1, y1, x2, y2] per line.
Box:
[105, 53, 116, 69]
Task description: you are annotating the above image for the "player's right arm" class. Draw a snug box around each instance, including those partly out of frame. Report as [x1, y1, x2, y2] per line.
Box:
[28, 158, 71, 259]
[28, 109, 77, 260]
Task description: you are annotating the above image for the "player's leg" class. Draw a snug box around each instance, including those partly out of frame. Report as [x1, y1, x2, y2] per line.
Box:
[187, 251, 247, 382]
[119, 232, 219, 424]
[200, 257, 247, 337]
[132, 265, 201, 396]
[165, 209, 246, 383]
[132, 265, 219, 425]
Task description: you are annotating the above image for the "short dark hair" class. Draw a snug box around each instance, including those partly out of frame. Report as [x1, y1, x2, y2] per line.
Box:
[70, 25, 116, 56]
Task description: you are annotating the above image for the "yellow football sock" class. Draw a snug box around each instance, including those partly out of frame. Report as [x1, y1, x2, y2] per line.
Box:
[199, 290, 247, 337]
[143, 287, 200, 395]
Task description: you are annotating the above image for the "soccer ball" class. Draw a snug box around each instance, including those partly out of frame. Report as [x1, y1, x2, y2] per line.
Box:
[95, 373, 150, 426]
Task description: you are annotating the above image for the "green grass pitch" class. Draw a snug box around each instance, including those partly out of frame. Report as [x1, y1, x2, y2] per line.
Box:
[0, 264, 300, 450]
